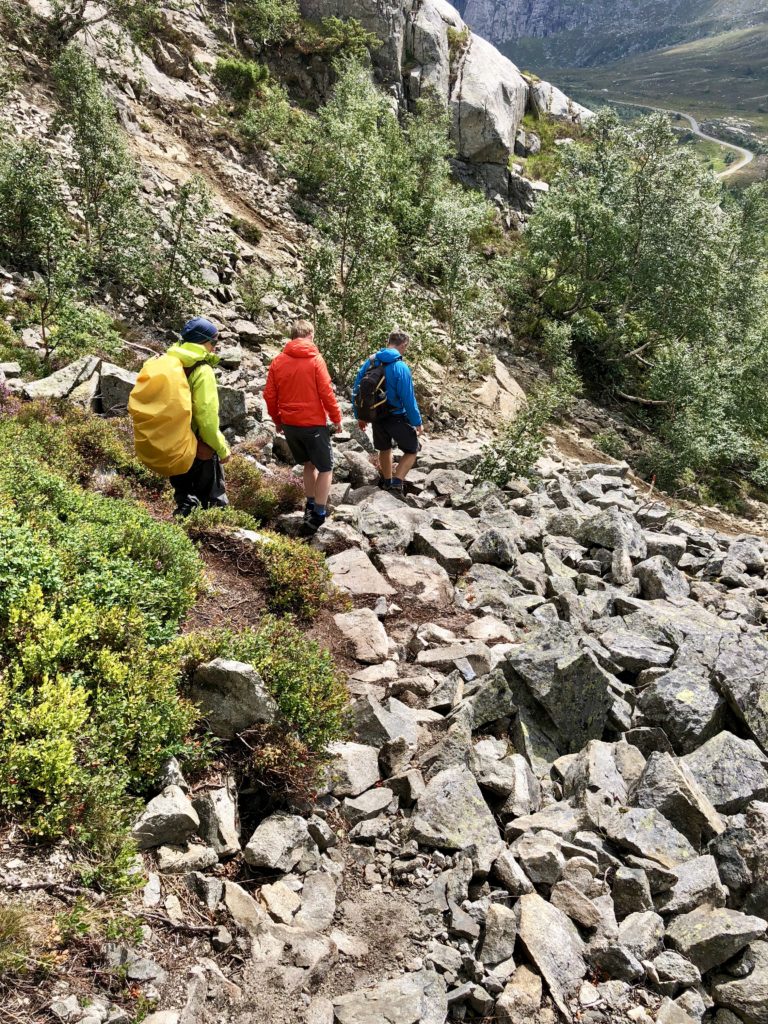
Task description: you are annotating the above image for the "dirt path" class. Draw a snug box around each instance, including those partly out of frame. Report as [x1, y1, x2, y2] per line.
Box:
[609, 99, 755, 178]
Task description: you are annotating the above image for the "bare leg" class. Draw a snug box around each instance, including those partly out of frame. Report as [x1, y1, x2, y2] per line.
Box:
[314, 470, 333, 507]
[394, 451, 417, 483]
[378, 449, 393, 480]
[303, 462, 318, 499]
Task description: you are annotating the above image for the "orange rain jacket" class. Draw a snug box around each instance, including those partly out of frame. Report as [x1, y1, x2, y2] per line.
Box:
[263, 337, 342, 428]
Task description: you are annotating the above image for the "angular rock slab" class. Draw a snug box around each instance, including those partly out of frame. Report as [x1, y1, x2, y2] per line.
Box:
[516, 892, 587, 1020]
[326, 548, 396, 596]
[326, 742, 381, 797]
[681, 732, 768, 813]
[334, 607, 390, 664]
[131, 785, 199, 851]
[411, 767, 503, 873]
[595, 806, 697, 870]
[332, 969, 447, 1024]
[713, 634, 768, 752]
[633, 751, 725, 846]
[666, 905, 767, 973]
[635, 668, 726, 754]
[713, 939, 768, 1024]
[378, 553, 454, 606]
[244, 813, 315, 872]
[190, 658, 277, 738]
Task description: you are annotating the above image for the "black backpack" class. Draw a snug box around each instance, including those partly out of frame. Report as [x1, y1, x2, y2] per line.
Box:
[355, 355, 401, 422]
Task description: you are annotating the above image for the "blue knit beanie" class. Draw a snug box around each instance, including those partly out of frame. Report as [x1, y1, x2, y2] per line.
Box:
[181, 317, 218, 343]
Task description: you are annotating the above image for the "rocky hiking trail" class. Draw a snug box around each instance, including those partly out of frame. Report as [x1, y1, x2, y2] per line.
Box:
[7, 381, 768, 1024]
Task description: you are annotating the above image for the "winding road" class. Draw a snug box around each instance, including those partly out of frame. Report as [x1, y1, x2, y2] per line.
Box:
[611, 100, 755, 179]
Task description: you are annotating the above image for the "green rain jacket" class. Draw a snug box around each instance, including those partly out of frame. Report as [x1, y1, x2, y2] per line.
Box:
[166, 341, 230, 460]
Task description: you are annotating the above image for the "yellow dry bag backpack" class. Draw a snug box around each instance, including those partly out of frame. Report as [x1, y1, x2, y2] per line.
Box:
[128, 353, 199, 477]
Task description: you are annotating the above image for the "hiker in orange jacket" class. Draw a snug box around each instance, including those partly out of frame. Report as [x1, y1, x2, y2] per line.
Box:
[264, 320, 342, 533]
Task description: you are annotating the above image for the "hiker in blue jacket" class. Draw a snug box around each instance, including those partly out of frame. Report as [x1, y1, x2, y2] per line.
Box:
[352, 330, 423, 494]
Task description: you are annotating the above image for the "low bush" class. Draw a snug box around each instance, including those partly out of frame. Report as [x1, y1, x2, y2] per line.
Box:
[0, 586, 198, 838]
[214, 56, 269, 107]
[226, 454, 304, 521]
[477, 361, 579, 484]
[185, 513, 335, 620]
[175, 616, 348, 753]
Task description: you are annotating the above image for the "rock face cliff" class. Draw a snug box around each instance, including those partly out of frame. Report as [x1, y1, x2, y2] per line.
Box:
[299, 0, 592, 203]
[457, 0, 768, 66]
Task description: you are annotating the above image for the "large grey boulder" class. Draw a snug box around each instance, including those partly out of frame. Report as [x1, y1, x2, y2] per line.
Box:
[410, 767, 503, 872]
[666, 906, 767, 973]
[131, 786, 199, 851]
[594, 805, 697, 870]
[334, 607, 390, 663]
[333, 969, 447, 1024]
[354, 694, 420, 747]
[217, 385, 247, 429]
[99, 362, 137, 415]
[327, 547, 396, 596]
[713, 940, 768, 1024]
[657, 855, 727, 917]
[190, 659, 277, 739]
[378, 554, 453, 605]
[516, 892, 587, 1018]
[407, 0, 464, 103]
[681, 732, 768, 813]
[635, 555, 691, 600]
[633, 751, 725, 846]
[193, 777, 241, 857]
[243, 813, 316, 872]
[479, 903, 517, 965]
[23, 355, 100, 401]
[713, 634, 768, 752]
[468, 527, 518, 568]
[635, 668, 726, 754]
[529, 79, 594, 123]
[578, 507, 647, 559]
[412, 527, 471, 576]
[450, 33, 528, 165]
[326, 742, 381, 797]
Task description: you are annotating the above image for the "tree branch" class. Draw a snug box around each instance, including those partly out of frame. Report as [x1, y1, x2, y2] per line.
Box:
[616, 390, 669, 407]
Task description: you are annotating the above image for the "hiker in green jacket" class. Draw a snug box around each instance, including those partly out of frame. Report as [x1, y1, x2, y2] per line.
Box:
[168, 317, 231, 517]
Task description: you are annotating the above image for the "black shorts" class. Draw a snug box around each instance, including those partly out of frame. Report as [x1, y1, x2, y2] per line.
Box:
[372, 413, 420, 454]
[283, 424, 334, 472]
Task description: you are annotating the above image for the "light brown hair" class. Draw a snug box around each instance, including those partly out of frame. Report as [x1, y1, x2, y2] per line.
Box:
[290, 319, 314, 339]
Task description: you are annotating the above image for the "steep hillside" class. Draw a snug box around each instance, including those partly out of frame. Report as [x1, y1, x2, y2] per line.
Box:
[1, 4, 768, 1022]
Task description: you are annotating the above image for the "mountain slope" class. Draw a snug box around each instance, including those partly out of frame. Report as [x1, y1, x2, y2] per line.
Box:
[459, 0, 768, 66]
[555, 24, 768, 133]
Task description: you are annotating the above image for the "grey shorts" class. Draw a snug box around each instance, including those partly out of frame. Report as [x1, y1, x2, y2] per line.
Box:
[372, 414, 420, 455]
[283, 424, 334, 472]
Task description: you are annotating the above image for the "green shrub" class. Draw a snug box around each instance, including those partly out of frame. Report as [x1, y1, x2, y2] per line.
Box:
[257, 532, 334, 618]
[295, 16, 380, 59]
[238, 264, 271, 317]
[594, 428, 628, 460]
[233, 0, 300, 46]
[46, 302, 124, 365]
[477, 362, 578, 484]
[226, 454, 304, 521]
[175, 616, 348, 753]
[239, 80, 298, 146]
[214, 56, 269, 107]
[0, 587, 198, 838]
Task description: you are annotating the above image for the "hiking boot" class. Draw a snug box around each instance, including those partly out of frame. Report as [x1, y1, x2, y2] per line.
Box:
[388, 480, 407, 501]
[377, 476, 391, 490]
[302, 511, 327, 535]
[173, 495, 201, 518]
